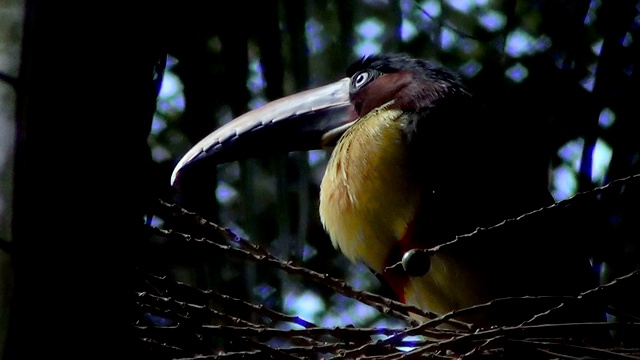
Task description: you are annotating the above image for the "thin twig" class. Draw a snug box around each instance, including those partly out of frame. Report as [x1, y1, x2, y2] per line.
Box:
[337, 295, 580, 359]
[521, 269, 640, 326]
[460, 335, 504, 359]
[386, 173, 640, 270]
[390, 322, 640, 359]
[413, 0, 476, 40]
[509, 338, 640, 360]
[145, 274, 319, 329]
[136, 323, 405, 340]
[149, 225, 472, 330]
[158, 199, 271, 256]
[139, 337, 186, 356]
[137, 292, 266, 328]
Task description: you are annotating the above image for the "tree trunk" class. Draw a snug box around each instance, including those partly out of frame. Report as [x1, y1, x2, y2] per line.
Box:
[4, 1, 163, 357]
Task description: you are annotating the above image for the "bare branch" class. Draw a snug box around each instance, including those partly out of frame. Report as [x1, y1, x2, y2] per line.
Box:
[386, 173, 640, 271]
[508, 338, 640, 360]
[149, 222, 472, 330]
[145, 274, 319, 329]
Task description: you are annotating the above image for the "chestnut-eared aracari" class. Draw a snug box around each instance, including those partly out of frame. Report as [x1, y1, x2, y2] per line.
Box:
[171, 54, 597, 326]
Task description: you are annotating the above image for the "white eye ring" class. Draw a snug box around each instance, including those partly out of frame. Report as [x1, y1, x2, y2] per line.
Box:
[353, 72, 369, 88]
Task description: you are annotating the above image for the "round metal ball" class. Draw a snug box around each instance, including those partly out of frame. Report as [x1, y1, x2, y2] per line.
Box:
[401, 248, 431, 277]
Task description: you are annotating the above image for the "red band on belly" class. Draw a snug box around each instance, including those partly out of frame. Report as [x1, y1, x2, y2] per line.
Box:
[380, 217, 423, 303]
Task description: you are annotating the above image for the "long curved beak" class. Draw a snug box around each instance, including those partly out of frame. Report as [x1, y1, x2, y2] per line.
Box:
[171, 78, 357, 187]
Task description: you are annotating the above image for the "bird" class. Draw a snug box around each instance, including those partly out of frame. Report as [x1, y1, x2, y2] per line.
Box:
[171, 53, 598, 327]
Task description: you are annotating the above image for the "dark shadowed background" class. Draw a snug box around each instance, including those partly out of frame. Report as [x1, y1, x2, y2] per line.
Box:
[154, 0, 640, 326]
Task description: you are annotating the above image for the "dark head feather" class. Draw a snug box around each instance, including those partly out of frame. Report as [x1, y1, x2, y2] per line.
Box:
[347, 53, 465, 90]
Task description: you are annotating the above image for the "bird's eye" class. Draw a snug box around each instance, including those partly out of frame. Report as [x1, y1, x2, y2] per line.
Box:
[352, 71, 370, 89]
